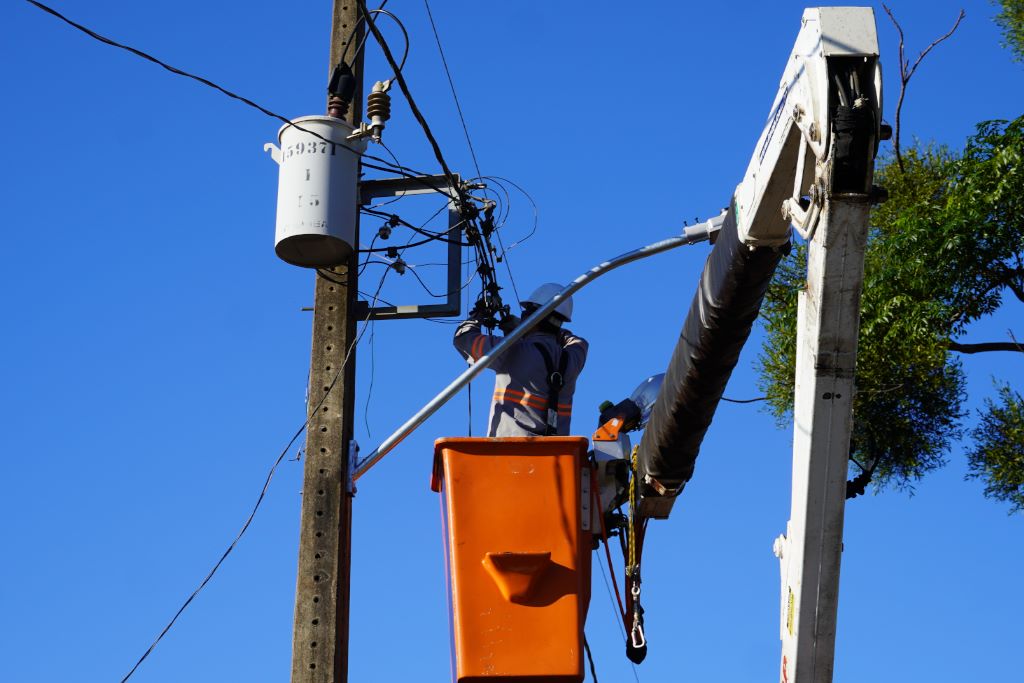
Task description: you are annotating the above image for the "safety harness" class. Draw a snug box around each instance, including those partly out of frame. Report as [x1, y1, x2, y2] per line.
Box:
[533, 342, 570, 436]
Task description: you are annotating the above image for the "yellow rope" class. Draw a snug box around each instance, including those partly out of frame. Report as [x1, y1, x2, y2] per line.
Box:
[628, 445, 639, 573]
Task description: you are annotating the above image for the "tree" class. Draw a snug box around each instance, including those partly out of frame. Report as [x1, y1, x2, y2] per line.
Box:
[996, 0, 1024, 62]
[757, 103, 1024, 505]
[758, 5, 1024, 510]
[968, 382, 1024, 512]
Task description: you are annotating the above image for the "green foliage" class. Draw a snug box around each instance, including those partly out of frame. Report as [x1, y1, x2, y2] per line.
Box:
[968, 382, 1024, 512]
[995, 0, 1024, 62]
[757, 116, 1024, 502]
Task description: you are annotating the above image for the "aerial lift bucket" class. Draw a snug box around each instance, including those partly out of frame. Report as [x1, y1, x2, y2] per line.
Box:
[431, 437, 593, 683]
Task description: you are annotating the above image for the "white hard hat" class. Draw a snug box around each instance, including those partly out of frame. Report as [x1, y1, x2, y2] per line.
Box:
[523, 282, 573, 322]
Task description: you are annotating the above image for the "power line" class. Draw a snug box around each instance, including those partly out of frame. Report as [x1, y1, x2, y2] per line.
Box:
[367, 141, 416, 209]
[25, 0, 286, 129]
[118, 268, 391, 683]
[358, 234, 380, 275]
[358, 0, 510, 326]
[376, 140, 454, 196]
[407, 264, 445, 298]
[595, 559, 641, 683]
[361, 207, 470, 245]
[483, 175, 540, 250]
[363, 320, 377, 440]
[422, 0, 522, 306]
[422, 0, 482, 182]
[358, 231, 455, 253]
[23, 0, 432, 185]
[361, 162, 460, 201]
[584, 634, 600, 683]
[477, 178, 511, 231]
[356, 0, 461, 195]
[339, 6, 410, 79]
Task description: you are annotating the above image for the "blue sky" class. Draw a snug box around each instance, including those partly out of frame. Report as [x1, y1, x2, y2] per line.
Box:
[1, 1, 1021, 682]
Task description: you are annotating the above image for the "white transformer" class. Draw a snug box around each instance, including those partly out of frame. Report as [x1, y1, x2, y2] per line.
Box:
[265, 116, 365, 268]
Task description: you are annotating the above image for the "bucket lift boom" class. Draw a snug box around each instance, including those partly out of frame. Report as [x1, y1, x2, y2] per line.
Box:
[633, 7, 883, 682]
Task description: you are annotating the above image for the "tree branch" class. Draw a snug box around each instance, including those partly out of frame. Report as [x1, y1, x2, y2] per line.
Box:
[989, 264, 1024, 303]
[948, 340, 1024, 354]
[947, 267, 1024, 327]
[907, 10, 966, 77]
[1006, 275, 1024, 303]
[882, 5, 965, 171]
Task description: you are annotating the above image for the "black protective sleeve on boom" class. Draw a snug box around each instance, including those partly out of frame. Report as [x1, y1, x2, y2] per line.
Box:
[636, 203, 787, 516]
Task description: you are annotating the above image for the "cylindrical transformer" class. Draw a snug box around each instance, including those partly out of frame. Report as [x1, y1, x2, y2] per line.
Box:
[264, 116, 365, 268]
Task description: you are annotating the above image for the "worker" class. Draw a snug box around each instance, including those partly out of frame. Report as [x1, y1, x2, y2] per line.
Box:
[454, 283, 588, 437]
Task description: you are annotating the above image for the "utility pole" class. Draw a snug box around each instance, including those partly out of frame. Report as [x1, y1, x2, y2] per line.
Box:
[290, 3, 363, 682]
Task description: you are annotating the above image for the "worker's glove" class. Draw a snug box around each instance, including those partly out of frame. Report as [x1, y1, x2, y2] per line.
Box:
[468, 300, 488, 321]
[498, 314, 520, 334]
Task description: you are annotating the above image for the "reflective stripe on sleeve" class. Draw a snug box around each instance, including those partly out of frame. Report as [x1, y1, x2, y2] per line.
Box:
[470, 336, 486, 360]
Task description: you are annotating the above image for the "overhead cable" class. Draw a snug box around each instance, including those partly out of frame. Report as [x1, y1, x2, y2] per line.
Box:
[340, 7, 410, 79]
[361, 207, 470, 245]
[583, 635, 600, 683]
[118, 268, 391, 682]
[483, 175, 540, 250]
[422, 0, 482, 182]
[22, 0, 434, 186]
[356, 0, 461, 196]
[421, 0, 522, 306]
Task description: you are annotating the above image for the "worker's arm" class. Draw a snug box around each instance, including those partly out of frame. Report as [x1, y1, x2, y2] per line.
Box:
[559, 328, 589, 377]
[454, 317, 502, 365]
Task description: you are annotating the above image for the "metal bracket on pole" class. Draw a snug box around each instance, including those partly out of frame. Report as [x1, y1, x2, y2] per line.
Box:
[355, 174, 462, 320]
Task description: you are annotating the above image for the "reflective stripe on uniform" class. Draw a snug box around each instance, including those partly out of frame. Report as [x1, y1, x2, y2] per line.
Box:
[470, 336, 487, 360]
[493, 388, 572, 416]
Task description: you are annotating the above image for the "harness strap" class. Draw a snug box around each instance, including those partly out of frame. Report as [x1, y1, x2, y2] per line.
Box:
[533, 342, 570, 435]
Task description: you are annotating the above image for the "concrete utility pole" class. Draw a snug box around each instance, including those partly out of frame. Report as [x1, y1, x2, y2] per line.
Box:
[290, 3, 363, 682]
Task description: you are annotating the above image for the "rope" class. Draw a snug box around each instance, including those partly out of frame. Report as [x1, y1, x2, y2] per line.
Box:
[591, 460, 626, 622]
[624, 445, 648, 662]
[628, 446, 639, 573]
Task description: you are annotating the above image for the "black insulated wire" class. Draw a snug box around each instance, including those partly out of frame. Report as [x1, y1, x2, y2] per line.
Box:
[340, 7, 411, 80]
[584, 634, 600, 682]
[355, 0, 462, 199]
[117, 268, 391, 682]
[421, 0, 522, 307]
[23, 0, 433, 184]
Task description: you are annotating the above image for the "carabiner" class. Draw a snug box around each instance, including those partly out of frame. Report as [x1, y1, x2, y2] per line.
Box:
[630, 617, 647, 649]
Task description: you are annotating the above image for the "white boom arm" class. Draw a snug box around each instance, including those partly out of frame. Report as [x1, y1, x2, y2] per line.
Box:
[733, 7, 882, 248]
[745, 8, 881, 683]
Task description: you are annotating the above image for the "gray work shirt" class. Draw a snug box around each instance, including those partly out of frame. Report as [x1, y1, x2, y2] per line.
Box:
[454, 319, 588, 437]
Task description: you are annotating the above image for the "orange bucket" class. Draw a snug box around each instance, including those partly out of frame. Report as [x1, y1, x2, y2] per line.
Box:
[432, 437, 592, 683]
